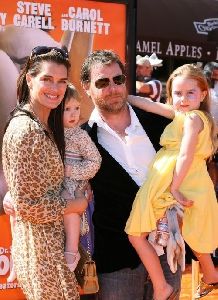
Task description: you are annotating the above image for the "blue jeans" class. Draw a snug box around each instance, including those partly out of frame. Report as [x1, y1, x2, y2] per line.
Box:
[92, 253, 181, 300]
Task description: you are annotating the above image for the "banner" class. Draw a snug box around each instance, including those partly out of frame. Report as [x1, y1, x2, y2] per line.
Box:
[137, 0, 218, 61]
[0, 1, 127, 298]
[0, 215, 25, 299]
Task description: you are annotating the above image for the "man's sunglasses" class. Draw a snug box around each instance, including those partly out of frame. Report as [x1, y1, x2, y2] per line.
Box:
[31, 46, 69, 59]
[94, 74, 126, 89]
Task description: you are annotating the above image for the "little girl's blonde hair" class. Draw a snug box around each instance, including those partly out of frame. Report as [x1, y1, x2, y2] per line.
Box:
[166, 64, 217, 155]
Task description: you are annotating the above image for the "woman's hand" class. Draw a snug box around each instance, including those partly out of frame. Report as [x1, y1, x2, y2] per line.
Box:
[65, 196, 88, 215]
[171, 188, 194, 207]
[3, 191, 15, 216]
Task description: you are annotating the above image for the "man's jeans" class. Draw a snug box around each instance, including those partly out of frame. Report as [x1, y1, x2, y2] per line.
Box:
[93, 253, 181, 300]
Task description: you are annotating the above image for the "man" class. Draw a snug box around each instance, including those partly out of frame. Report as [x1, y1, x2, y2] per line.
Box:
[136, 53, 163, 102]
[80, 50, 181, 300]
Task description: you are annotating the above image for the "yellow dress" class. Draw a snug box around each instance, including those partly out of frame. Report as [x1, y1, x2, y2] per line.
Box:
[125, 110, 218, 253]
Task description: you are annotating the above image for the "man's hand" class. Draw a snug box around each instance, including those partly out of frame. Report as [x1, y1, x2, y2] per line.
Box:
[3, 191, 15, 216]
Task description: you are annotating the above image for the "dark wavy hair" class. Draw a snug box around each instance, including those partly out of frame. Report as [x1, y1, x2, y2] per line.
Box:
[5, 47, 71, 161]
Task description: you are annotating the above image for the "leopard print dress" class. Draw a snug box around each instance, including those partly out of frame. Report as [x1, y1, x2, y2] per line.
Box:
[2, 112, 79, 300]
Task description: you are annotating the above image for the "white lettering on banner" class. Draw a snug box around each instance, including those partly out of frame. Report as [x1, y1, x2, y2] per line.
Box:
[0, 247, 10, 255]
[0, 282, 20, 290]
[0, 255, 10, 275]
[194, 18, 218, 35]
[13, 14, 54, 29]
[0, 247, 12, 276]
[61, 19, 110, 34]
[0, 247, 20, 290]
[137, 40, 202, 59]
[166, 42, 202, 59]
[61, 6, 110, 34]
[0, 13, 7, 25]
[15, 1, 54, 29]
[136, 40, 162, 54]
[68, 7, 103, 21]
[17, 1, 51, 16]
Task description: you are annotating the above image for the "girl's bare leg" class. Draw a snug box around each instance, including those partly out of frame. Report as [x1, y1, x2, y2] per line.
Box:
[64, 213, 81, 271]
[129, 234, 173, 300]
[194, 251, 218, 283]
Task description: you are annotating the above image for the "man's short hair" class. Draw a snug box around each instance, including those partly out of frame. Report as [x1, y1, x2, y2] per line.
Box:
[80, 49, 126, 83]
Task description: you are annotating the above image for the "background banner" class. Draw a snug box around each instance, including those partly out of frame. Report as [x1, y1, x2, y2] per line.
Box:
[0, 1, 130, 298]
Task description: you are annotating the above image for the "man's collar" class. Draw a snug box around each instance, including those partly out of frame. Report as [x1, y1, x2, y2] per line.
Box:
[88, 108, 103, 128]
[88, 104, 141, 130]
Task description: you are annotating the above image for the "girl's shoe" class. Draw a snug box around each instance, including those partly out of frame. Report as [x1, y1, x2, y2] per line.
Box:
[194, 278, 218, 298]
[167, 290, 178, 300]
[65, 251, 81, 272]
[153, 289, 178, 300]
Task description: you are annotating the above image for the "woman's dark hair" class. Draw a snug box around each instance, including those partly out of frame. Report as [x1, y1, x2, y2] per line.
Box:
[48, 100, 66, 162]
[5, 46, 71, 161]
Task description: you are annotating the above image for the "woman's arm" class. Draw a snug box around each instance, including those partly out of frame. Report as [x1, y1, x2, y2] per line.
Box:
[128, 95, 175, 119]
[3, 190, 88, 218]
[170, 113, 204, 206]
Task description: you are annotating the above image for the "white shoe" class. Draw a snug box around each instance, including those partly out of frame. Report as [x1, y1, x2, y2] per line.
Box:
[65, 251, 81, 272]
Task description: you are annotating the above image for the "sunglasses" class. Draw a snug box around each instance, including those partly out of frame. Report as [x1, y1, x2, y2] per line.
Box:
[94, 74, 126, 89]
[31, 46, 69, 59]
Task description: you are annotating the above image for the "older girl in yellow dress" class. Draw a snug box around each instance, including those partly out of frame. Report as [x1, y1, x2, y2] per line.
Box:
[125, 64, 218, 300]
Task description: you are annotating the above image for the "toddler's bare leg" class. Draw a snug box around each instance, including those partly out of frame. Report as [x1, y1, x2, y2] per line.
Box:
[64, 213, 81, 271]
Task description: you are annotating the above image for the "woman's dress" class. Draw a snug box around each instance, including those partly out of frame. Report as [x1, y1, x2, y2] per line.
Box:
[2, 111, 79, 300]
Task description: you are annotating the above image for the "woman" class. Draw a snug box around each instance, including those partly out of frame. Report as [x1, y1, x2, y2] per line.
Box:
[2, 46, 88, 300]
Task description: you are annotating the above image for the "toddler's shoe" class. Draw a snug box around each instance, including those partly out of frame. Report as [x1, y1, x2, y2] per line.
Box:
[65, 251, 81, 272]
